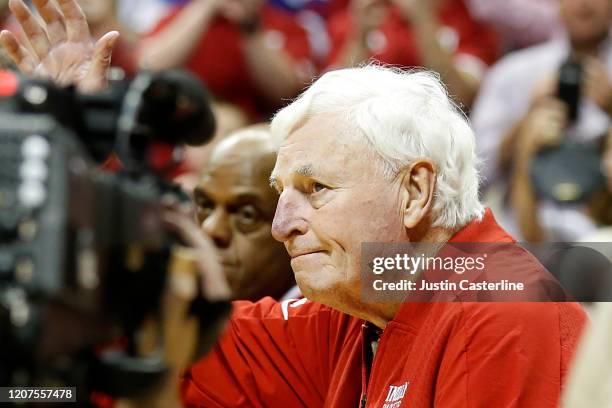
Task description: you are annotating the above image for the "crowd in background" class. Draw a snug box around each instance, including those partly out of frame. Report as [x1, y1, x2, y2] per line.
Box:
[1, 2, 611, 407]
[1, 0, 612, 258]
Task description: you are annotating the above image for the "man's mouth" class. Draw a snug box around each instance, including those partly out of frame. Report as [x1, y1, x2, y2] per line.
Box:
[289, 249, 326, 259]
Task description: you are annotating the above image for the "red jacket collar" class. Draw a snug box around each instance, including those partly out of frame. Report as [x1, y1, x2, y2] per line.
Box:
[448, 208, 515, 244]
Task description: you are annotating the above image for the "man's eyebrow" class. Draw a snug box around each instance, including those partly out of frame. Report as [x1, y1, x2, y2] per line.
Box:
[231, 193, 262, 205]
[295, 164, 314, 178]
[269, 164, 317, 191]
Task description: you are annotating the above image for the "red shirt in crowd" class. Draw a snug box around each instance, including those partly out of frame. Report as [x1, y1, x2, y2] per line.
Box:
[180, 209, 587, 407]
[148, 6, 313, 120]
[327, 0, 499, 73]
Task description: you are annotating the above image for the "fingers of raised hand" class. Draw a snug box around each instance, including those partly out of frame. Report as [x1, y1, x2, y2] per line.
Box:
[8, 0, 51, 60]
[32, 0, 67, 46]
[55, 0, 90, 43]
[80, 31, 119, 92]
[0, 29, 37, 73]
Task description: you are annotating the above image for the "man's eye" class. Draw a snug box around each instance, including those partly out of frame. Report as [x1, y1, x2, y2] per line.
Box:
[313, 182, 328, 193]
[195, 203, 214, 221]
[236, 205, 260, 226]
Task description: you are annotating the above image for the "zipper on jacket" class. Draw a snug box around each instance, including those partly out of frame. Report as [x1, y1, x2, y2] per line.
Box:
[360, 322, 382, 408]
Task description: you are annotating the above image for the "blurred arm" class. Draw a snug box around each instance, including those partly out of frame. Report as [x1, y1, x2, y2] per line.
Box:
[400, 3, 480, 108]
[138, 0, 221, 70]
[562, 303, 612, 408]
[326, 0, 387, 69]
[508, 99, 568, 242]
[241, 28, 305, 104]
[331, 29, 370, 69]
[509, 126, 545, 242]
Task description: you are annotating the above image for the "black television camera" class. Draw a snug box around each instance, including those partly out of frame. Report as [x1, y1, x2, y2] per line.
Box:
[0, 69, 216, 403]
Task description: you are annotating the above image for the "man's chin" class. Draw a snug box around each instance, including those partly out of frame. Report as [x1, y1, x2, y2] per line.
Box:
[293, 269, 346, 302]
[295, 278, 358, 317]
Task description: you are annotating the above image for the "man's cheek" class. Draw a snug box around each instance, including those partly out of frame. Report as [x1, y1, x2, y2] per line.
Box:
[236, 228, 275, 263]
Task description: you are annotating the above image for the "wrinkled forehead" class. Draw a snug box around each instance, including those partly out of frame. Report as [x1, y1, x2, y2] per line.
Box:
[272, 116, 379, 182]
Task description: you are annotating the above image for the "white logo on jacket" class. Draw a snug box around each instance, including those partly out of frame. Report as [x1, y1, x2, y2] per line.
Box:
[382, 382, 408, 408]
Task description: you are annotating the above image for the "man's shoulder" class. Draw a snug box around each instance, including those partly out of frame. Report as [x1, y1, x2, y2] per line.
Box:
[395, 301, 586, 362]
[459, 301, 587, 338]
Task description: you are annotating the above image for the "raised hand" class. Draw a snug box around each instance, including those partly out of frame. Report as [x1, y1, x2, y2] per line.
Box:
[0, 0, 119, 92]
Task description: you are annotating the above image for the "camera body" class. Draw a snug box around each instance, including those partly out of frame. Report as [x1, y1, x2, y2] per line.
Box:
[0, 70, 215, 398]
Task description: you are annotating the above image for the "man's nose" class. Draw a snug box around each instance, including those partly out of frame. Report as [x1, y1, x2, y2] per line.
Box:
[272, 190, 308, 242]
[201, 208, 232, 248]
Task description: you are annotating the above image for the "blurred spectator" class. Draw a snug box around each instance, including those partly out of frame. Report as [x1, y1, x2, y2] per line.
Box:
[117, 126, 297, 408]
[267, 0, 349, 64]
[466, 0, 561, 50]
[269, 0, 348, 17]
[562, 302, 612, 407]
[471, 0, 612, 241]
[117, 124, 297, 408]
[191, 125, 295, 301]
[139, 0, 315, 120]
[76, 0, 139, 76]
[326, 0, 499, 107]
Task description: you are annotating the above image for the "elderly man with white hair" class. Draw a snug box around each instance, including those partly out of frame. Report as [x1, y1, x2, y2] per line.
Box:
[0, 1, 587, 407]
[177, 66, 586, 408]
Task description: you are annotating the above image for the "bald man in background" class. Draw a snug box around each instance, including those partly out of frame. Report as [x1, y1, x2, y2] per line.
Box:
[193, 125, 296, 301]
[120, 126, 297, 408]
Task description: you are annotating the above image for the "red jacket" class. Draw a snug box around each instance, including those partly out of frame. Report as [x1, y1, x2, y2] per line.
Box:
[181, 209, 587, 407]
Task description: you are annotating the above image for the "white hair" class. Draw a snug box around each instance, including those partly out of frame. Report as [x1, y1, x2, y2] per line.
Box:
[270, 64, 484, 229]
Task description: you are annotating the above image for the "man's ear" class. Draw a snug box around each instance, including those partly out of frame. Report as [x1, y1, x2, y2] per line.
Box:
[399, 159, 436, 229]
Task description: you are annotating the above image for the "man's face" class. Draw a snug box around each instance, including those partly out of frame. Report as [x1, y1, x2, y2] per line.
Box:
[194, 139, 291, 300]
[560, 0, 612, 46]
[271, 116, 408, 310]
